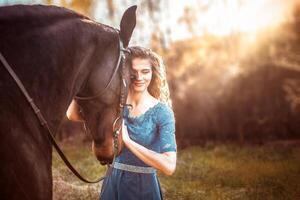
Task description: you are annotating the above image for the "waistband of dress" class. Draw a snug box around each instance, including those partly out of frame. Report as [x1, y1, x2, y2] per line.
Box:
[113, 162, 156, 174]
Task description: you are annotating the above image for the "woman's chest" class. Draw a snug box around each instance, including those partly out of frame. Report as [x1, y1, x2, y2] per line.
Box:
[125, 119, 158, 147]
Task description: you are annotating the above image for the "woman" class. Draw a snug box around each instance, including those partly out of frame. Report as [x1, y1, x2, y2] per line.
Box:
[67, 46, 177, 200]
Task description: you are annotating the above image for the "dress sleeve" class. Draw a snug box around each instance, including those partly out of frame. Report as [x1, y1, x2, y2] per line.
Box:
[156, 104, 177, 153]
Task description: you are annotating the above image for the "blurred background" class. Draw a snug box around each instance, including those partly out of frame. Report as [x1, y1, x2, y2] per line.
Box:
[1, 0, 299, 146]
[1, 1, 300, 199]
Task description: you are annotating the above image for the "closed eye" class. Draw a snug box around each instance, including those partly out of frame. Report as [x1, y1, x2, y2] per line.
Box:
[141, 69, 151, 73]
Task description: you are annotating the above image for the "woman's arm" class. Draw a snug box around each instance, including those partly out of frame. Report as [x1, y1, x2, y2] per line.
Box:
[66, 100, 83, 122]
[121, 122, 177, 176]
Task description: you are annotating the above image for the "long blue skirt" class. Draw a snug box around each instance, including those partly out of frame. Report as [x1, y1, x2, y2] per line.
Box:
[100, 168, 163, 200]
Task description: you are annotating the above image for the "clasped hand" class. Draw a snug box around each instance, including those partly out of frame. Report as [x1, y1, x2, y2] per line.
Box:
[121, 120, 131, 145]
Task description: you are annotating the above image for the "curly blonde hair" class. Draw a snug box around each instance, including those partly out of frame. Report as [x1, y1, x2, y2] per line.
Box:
[127, 46, 172, 107]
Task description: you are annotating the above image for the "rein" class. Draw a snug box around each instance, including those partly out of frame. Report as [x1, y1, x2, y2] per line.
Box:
[0, 37, 128, 183]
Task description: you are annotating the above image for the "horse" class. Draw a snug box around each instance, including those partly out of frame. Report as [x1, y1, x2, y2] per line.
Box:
[0, 4, 136, 199]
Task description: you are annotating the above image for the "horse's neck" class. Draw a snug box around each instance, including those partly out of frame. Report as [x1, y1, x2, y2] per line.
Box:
[20, 25, 97, 131]
[0, 5, 112, 131]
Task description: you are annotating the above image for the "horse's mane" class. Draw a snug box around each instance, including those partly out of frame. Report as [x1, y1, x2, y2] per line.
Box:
[0, 4, 88, 25]
[0, 4, 117, 42]
[0, 4, 92, 38]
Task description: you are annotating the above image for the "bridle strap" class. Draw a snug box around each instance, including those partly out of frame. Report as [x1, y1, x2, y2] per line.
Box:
[98, 39, 130, 197]
[0, 52, 106, 183]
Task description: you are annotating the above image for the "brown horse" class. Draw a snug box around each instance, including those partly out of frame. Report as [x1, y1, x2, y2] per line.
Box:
[0, 4, 136, 199]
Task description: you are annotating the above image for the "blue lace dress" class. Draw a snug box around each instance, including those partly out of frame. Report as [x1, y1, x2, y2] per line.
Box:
[100, 102, 176, 200]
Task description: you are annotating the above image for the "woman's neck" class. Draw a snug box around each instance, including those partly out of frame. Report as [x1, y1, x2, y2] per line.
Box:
[128, 90, 151, 107]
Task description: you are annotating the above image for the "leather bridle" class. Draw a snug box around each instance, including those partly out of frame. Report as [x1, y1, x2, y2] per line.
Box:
[0, 36, 129, 183]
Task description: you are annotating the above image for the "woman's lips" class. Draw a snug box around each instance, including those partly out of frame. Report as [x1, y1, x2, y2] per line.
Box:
[133, 82, 144, 87]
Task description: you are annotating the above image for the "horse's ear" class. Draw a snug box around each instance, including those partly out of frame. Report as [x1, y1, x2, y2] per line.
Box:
[119, 5, 137, 47]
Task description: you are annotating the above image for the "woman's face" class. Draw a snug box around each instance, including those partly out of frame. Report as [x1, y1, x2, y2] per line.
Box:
[130, 58, 153, 93]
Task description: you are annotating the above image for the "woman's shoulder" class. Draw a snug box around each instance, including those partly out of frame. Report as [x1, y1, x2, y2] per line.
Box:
[148, 94, 172, 113]
[155, 102, 172, 112]
[154, 102, 175, 123]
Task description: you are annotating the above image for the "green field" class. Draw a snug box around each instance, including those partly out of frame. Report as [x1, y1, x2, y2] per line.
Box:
[53, 141, 300, 200]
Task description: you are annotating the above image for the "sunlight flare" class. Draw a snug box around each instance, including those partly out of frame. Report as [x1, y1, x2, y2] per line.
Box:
[197, 0, 292, 36]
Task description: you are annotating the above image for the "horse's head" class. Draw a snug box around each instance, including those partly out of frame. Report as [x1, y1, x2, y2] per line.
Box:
[74, 6, 136, 164]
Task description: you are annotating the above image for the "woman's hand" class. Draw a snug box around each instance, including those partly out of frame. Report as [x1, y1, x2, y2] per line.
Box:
[121, 121, 131, 145]
[66, 100, 83, 122]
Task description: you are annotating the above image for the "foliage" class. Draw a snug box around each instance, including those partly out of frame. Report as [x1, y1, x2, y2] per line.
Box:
[46, 0, 94, 17]
[161, 4, 300, 145]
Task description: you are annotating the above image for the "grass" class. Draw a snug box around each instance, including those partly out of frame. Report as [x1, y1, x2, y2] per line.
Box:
[53, 141, 300, 200]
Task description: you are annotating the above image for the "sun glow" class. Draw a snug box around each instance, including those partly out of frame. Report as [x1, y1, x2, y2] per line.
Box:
[198, 0, 292, 36]
[168, 0, 295, 40]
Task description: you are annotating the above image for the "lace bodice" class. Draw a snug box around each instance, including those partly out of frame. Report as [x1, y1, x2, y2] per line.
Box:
[115, 102, 176, 167]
